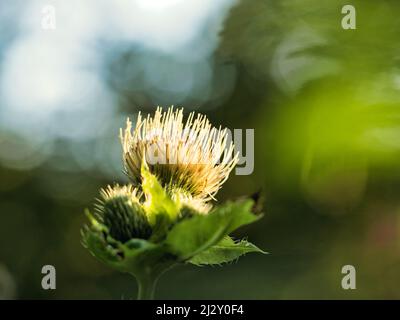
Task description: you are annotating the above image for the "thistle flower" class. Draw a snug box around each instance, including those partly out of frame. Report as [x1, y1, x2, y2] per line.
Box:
[94, 184, 152, 242]
[120, 107, 238, 206]
[82, 107, 264, 300]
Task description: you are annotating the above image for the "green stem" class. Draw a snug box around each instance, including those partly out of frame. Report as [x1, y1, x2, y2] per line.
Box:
[134, 263, 176, 300]
[136, 274, 158, 300]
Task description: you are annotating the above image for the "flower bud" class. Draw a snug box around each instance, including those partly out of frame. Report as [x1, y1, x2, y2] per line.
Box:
[95, 185, 152, 242]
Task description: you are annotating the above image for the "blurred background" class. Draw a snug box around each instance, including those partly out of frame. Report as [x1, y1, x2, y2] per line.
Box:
[1, 0, 400, 299]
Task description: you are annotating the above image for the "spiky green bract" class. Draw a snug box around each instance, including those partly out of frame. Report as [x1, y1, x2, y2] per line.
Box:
[95, 188, 152, 242]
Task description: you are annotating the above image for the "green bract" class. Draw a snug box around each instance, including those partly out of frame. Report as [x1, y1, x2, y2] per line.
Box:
[82, 165, 265, 299]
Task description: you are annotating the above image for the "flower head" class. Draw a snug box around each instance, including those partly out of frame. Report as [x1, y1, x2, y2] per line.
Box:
[95, 184, 152, 242]
[120, 107, 238, 203]
[82, 107, 264, 301]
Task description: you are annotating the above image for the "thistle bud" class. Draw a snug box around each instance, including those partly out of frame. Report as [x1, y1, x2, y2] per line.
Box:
[95, 185, 152, 242]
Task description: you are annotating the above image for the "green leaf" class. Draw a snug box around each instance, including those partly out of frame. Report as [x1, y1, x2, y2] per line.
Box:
[141, 162, 180, 226]
[165, 200, 261, 261]
[120, 239, 176, 277]
[82, 225, 176, 276]
[189, 236, 266, 266]
[81, 227, 125, 271]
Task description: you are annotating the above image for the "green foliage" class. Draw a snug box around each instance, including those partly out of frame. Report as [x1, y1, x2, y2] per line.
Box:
[82, 199, 264, 273]
[82, 167, 265, 298]
[82, 227, 175, 278]
[165, 200, 262, 261]
[141, 162, 180, 227]
[190, 236, 266, 266]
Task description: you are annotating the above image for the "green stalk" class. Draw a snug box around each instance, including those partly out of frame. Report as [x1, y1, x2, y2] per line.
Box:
[135, 263, 176, 300]
[137, 275, 158, 300]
